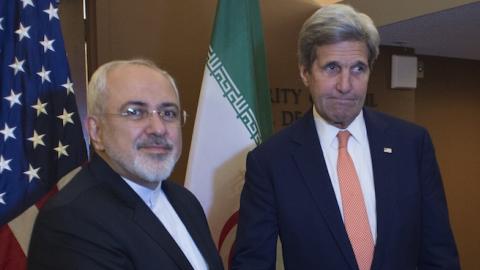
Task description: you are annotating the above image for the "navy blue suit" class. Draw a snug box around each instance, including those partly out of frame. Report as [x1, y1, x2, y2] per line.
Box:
[232, 108, 459, 270]
[28, 154, 224, 270]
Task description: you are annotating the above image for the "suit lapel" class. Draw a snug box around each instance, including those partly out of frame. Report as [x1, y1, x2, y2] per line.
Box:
[290, 111, 358, 270]
[363, 109, 396, 270]
[131, 203, 194, 270]
[89, 155, 193, 270]
[162, 181, 220, 270]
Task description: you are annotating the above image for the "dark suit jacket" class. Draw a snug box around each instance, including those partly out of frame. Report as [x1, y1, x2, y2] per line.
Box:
[232, 108, 460, 270]
[28, 154, 224, 270]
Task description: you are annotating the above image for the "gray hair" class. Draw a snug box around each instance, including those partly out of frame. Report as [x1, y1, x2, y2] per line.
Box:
[298, 4, 380, 71]
[87, 59, 180, 116]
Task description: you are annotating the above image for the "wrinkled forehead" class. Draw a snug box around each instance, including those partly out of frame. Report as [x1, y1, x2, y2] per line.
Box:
[315, 41, 369, 63]
[105, 64, 180, 108]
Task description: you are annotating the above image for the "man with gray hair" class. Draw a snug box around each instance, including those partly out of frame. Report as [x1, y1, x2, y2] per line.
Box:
[28, 59, 224, 270]
[233, 4, 459, 270]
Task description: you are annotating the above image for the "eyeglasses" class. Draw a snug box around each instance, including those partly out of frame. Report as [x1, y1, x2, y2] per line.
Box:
[104, 107, 187, 126]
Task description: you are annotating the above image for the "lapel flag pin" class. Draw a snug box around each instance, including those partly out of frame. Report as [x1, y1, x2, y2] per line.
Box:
[384, 147, 393, 153]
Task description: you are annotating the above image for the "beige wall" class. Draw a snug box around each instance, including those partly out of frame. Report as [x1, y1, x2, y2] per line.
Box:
[415, 55, 480, 270]
[369, 51, 480, 270]
[94, 0, 217, 179]
[61, 0, 479, 268]
[344, 0, 479, 25]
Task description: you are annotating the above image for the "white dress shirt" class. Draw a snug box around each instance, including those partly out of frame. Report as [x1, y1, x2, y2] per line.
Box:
[123, 178, 209, 270]
[312, 107, 377, 242]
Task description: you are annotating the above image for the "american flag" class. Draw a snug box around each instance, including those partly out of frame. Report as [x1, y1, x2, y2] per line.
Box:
[0, 0, 87, 268]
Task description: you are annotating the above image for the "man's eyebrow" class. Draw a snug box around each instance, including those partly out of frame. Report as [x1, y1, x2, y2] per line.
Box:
[353, 60, 368, 66]
[158, 102, 180, 110]
[119, 101, 148, 110]
[322, 61, 339, 67]
[118, 101, 180, 111]
[322, 60, 367, 67]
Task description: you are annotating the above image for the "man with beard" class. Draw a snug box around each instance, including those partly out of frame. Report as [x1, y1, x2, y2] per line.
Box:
[28, 59, 224, 270]
[232, 4, 459, 270]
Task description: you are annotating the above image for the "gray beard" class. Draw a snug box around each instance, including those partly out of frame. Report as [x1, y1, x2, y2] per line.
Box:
[131, 152, 178, 183]
[105, 144, 179, 184]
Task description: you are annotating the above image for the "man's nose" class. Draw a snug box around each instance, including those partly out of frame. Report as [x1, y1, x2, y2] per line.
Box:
[336, 70, 352, 93]
[145, 112, 167, 135]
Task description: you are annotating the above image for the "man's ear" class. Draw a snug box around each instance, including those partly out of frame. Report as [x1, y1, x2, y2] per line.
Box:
[299, 64, 310, 87]
[86, 116, 105, 152]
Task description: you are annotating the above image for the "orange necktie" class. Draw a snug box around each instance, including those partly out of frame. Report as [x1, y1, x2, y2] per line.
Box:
[337, 130, 374, 270]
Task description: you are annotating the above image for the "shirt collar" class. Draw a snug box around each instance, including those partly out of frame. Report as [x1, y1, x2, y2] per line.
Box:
[312, 106, 368, 147]
[122, 177, 162, 209]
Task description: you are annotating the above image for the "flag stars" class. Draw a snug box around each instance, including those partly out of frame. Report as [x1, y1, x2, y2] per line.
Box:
[15, 22, 31, 41]
[54, 141, 69, 158]
[57, 109, 74, 126]
[44, 3, 59, 21]
[20, 0, 35, 8]
[28, 130, 46, 149]
[37, 66, 51, 83]
[9, 57, 25, 75]
[4, 90, 22, 108]
[32, 98, 48, 116]
[0, 155, 12, 173]
[40, 35, 55, 53]
[62, 78, 74, 95]
[0, 123, 16, 142]
[24, 164, 40, 182]
[0, 192, 5, 205]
